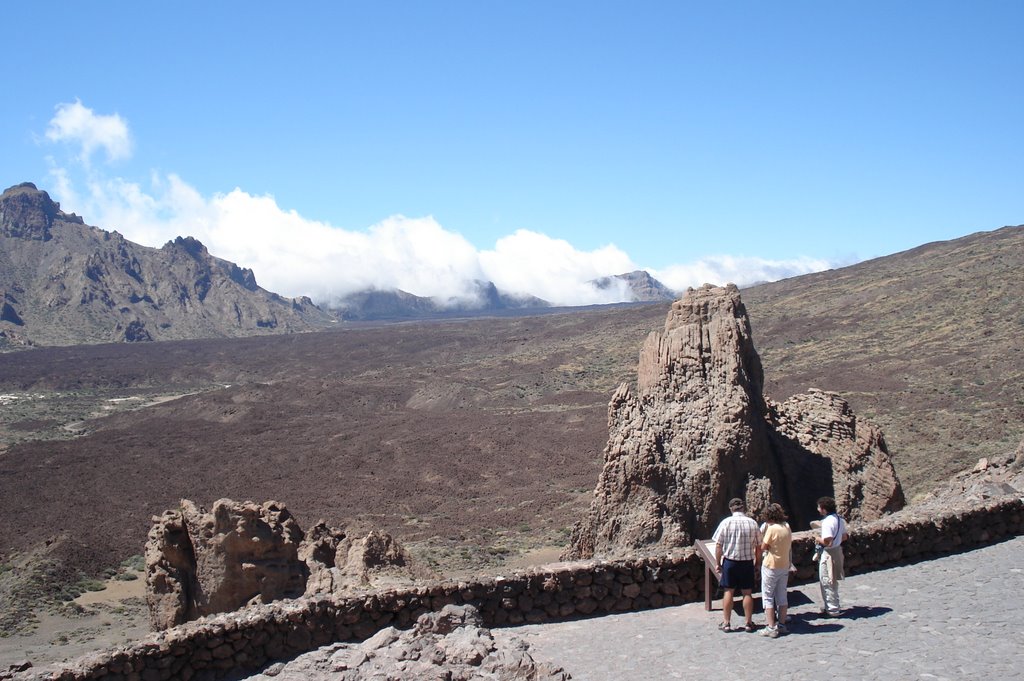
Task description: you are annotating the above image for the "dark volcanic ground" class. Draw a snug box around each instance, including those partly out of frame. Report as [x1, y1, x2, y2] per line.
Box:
[1, 224, 1023, 589]
[0, 304, 663, 579]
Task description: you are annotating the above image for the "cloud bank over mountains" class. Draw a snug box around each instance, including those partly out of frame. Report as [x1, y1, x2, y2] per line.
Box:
[39, 101, 834, 307]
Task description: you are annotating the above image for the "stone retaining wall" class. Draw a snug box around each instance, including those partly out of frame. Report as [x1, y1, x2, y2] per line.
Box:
[22, 497, 1024, 681]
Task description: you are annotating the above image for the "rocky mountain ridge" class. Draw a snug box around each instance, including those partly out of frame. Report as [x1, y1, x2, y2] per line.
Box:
[1, 182, 678, 341]
[328, 270, 676, 322]
[0, 183, 335, 347]
[328, 281, 549, 321]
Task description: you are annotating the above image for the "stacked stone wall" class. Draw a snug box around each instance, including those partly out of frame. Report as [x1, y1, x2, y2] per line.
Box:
[21, 497, 1023, 681]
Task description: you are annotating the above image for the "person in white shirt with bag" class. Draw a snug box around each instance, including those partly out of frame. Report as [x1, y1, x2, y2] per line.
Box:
[815, 496, 849, 617]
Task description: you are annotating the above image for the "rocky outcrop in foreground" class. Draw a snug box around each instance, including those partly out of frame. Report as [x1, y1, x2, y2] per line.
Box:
[146, 499, 417, 630]
[244, 604, 570, 681]
[145, 499, 308, 630]
[566, 284, 905, 559]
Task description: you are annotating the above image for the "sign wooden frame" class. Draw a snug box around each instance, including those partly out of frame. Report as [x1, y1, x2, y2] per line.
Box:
[693, 539, 721, 611]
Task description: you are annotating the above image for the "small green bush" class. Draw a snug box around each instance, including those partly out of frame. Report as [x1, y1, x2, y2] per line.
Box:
[78, 578, 106, 592]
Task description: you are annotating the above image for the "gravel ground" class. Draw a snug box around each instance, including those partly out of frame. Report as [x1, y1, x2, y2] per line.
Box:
[496, 535, 1024, 681]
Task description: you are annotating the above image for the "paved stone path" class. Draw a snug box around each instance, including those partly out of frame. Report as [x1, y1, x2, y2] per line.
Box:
[495, 535, 1024, 681]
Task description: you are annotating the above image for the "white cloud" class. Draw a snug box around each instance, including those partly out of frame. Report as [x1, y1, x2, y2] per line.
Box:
[41, 102, 836, 309]
[479, 230, 638, 306]
[651, 254, 833, 291]
[51, 169, 835, 306]
[59, 172, 640, 306]
[361, 215, 488, 302]
[45, 100, 133, 166]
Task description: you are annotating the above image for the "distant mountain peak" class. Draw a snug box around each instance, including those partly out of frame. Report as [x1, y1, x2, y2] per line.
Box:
[164, 235, 209, 258]
[0, 182, 84, 242]
[591, 270, 677, 302]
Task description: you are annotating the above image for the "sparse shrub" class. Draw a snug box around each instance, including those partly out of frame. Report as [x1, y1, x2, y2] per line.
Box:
[62, 578, 106, 599]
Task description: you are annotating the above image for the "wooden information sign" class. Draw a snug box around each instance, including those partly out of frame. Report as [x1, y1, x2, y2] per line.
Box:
[693, 538, 721, 611]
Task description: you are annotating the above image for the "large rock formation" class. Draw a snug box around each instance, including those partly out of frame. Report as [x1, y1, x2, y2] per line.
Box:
[0, 182, 334, 347]
[768, 389, 905, 524]
[145, 499, 418, 630]
[145, 499, 308, 630]
[566, 284, 904, 559]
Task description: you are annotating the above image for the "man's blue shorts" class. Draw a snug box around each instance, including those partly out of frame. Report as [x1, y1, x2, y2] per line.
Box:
[721, 558, 755, 590]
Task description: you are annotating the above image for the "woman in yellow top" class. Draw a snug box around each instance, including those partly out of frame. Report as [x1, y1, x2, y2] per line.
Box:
[759, 503, 792, 638]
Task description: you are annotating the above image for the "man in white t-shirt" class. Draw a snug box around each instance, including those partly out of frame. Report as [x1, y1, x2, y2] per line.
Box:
[816, 496, 849, 617]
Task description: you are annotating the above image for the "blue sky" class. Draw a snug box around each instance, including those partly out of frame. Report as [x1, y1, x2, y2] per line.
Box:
[2, 2, 1021, 305]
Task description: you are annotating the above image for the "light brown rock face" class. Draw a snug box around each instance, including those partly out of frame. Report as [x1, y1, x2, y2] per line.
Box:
[768, 390, 905, 524]
[566, 284, 905, 559]
[144, 507, 196, 631]
[146, 502, 419, 630]
[145, 499, 308, 630]
[301, 524, 419, 598]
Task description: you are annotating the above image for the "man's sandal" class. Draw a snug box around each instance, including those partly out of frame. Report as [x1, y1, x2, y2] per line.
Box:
[718, 621, 732, 632]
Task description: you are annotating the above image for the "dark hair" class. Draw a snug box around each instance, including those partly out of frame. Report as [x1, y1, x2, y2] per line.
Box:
[728, 497, 746, 512]
[817, 496, 837, 515]
[763, 503, 787, 524]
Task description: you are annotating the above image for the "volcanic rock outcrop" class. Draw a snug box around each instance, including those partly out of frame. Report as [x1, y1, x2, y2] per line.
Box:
[565, 284, 904, 559]
[245, 604, 571, 681]
[300, 523, 422, 598]
[145, 499, 308, 630]
[145, 499, 417, 630]
[768, 389, 905, 524]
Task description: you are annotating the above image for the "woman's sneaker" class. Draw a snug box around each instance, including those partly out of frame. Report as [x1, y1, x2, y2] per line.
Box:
[759, 626, 779, 638]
